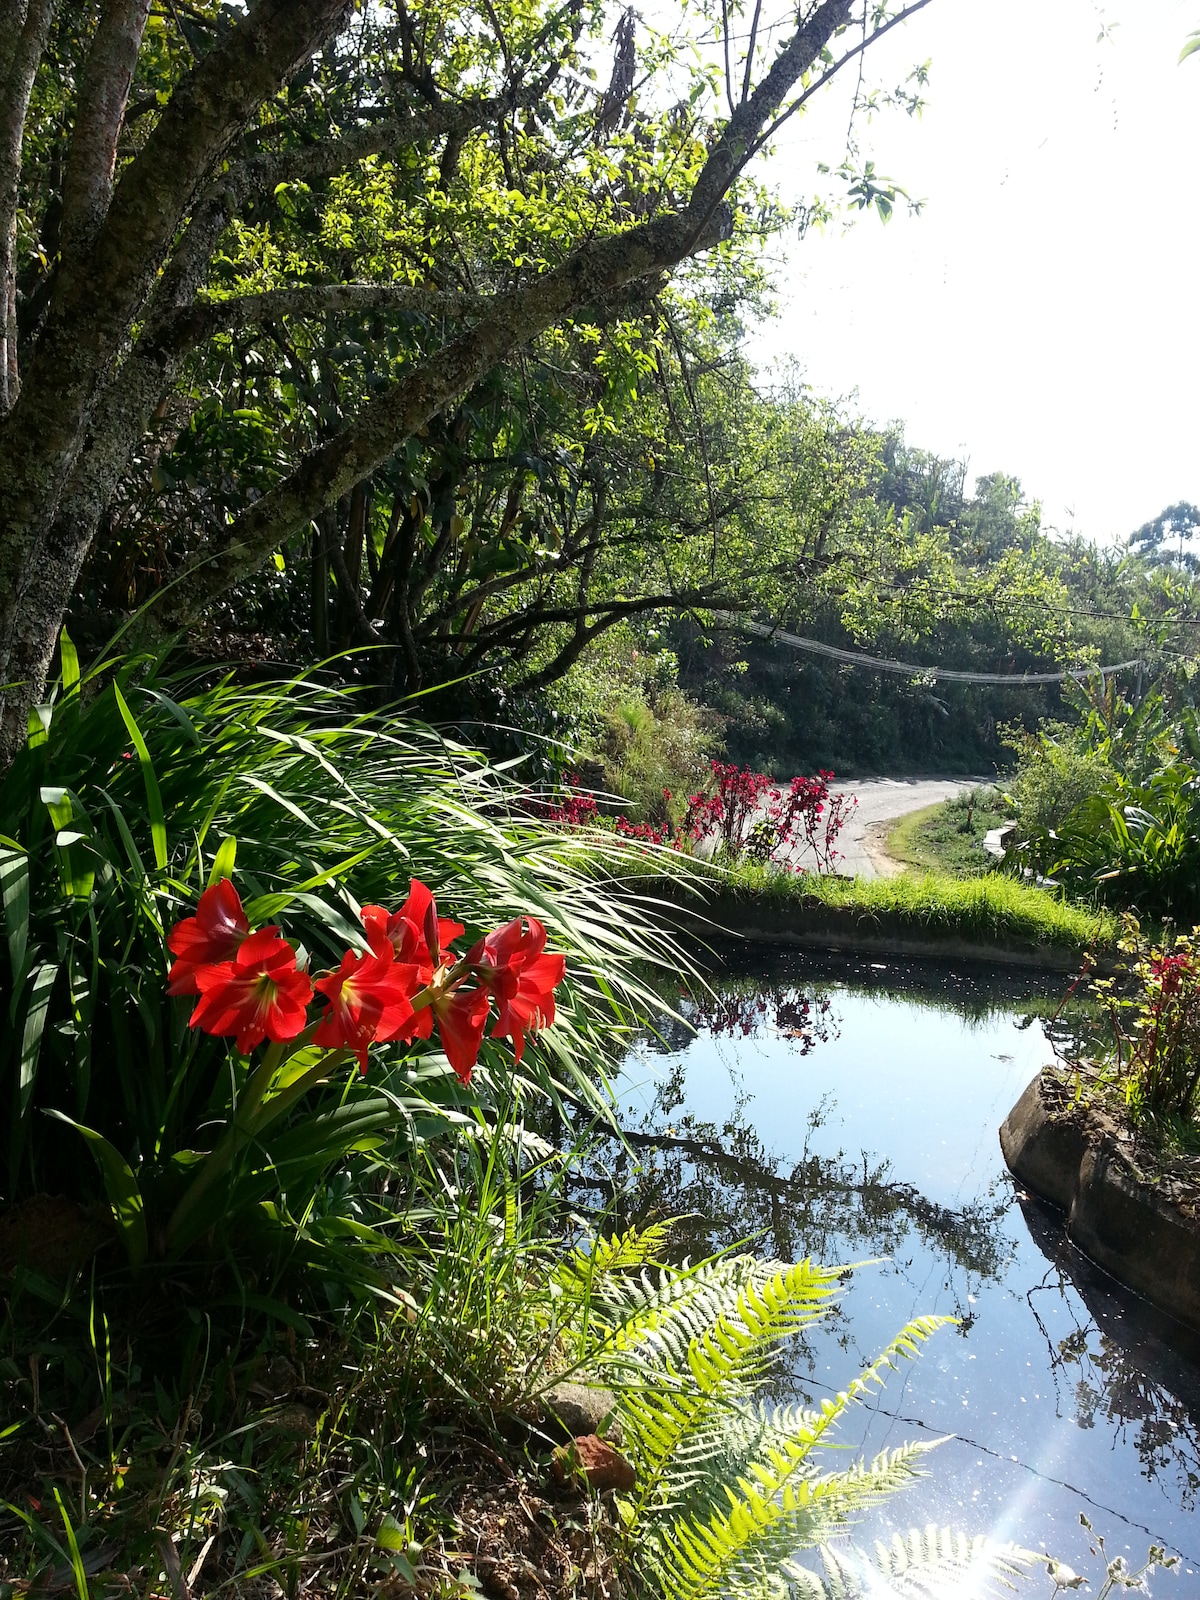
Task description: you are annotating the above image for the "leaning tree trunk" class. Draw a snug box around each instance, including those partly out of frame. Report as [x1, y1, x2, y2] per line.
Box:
[0, 0, 352, 763]
[0, 0, 916, 767]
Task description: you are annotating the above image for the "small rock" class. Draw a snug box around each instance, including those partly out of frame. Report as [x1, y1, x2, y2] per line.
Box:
[540, 1381, 622, 1444]
[551, 1434, 636, 1493]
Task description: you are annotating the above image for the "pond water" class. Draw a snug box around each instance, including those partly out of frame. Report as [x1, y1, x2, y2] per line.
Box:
[589, 956, 1200, 1584]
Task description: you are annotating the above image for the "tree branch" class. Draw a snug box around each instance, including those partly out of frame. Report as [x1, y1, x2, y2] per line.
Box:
[0, 0, 58, 414]
[510, 588, 735, 694]
[59, 0, 153, 264]
[751, 0, 935, 157]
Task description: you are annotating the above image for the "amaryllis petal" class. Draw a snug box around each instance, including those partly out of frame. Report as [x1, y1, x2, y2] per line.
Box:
[188, 933, 312, 1054]
[313, 949, 424, 1072]
[489, 950, 566, 1064]
[433, 986, 492, 1084]
[470, 916, 564, 1064]
[360, 881, 464, 967]
[167, 878, 250, 995]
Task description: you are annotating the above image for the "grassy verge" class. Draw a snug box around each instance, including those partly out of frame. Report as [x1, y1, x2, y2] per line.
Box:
[885, 787, 1010, 877]
[607, 851, 1117, 953]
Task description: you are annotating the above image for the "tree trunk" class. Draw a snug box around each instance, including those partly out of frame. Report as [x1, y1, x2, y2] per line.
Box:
[0, 0, 58, 416]
[0, 0, 352, 762]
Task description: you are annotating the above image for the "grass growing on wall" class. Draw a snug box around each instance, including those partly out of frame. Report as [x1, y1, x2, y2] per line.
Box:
[604, 852, 1117, 953]
[800, 869, 1116, 949]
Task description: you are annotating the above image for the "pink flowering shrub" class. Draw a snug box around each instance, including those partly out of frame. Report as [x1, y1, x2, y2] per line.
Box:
[531, 761, 855, 874]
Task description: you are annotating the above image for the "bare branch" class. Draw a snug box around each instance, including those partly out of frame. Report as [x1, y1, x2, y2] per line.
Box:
[507, 588, 737, 693]
[741, 0, 765, 107]
[752, 0, 936, 157]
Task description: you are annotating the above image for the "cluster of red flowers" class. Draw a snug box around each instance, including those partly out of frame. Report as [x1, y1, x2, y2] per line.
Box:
[529, 761, 853, 873]
[1149, 950, 1195, 997]
[528, 775, 601, 827]
[166, 877, 565, 1083]
[676, 763, 853, 872]
[680, 762, 776, 852]
[614, 816, 675, 845]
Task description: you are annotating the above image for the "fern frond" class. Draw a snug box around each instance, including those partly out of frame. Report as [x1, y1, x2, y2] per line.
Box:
[590, 1253, 815, 1371]
[784, 1525, 1040, 1598]
[631, 1312, 953, 1600]
[649, 1438, 937, 1600]
[617, 1259, 856, 1518]
[555, 1219, 676, 1293]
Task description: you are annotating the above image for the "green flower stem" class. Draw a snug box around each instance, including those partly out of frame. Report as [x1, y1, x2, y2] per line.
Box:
[241, 1047, 352, 1141]
[236, 1038, 287, 1122]
[165, 1037, 345, 1251]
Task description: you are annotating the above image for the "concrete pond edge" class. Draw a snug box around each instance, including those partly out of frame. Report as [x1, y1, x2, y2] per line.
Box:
[647, 888, 1107, 974]
[1000, 1073, 1200, 1333]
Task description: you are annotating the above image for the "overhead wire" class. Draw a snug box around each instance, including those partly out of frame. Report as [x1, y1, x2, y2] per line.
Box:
[712, 613, 1143, 686]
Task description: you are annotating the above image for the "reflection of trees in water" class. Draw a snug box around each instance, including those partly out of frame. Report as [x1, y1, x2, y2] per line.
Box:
[571, 973, 1017, 1359]
[639, 982, 838, 1056]
[1022, 1204, 1200, 1510]
[568, 1103, 1015, 1384]
[594, 978, 1013, 1288]
[679, 986, 837, 1048]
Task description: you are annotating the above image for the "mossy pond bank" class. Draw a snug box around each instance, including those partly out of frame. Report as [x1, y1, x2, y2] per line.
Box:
[572, 954, 1200, 1584]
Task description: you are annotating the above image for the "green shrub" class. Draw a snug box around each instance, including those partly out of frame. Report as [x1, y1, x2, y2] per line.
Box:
[1029, 766, 1200, 922]
[1003, 731, 1115, 838]
[592, 687, 722, 822]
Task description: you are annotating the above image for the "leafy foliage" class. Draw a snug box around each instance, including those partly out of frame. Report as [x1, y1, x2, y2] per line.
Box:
[1006, 676, 1200, 920]
[0, 641, 682, 1271]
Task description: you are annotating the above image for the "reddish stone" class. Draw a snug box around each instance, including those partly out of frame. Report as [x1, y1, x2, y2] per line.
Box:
[551, 1433, 636, 1493]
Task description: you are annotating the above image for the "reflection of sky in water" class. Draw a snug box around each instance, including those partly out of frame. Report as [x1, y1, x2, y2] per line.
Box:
[615, 981, 1200, 1582]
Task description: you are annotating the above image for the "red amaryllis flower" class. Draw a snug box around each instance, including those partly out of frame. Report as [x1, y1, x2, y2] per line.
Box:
[313, 948, 425, 1072]
[188, 928, 313, 1053]
[361, 878, 465, 968]
[390, 982, 492, 1085]
[468, 916, 566, 1065]
[167, 878, 250, 995]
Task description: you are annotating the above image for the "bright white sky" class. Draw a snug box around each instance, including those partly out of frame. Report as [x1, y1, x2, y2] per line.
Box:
[741, 0, 1200, 549]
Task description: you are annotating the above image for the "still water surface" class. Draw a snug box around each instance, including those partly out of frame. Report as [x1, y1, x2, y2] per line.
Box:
[604, 958, 1200, 1582]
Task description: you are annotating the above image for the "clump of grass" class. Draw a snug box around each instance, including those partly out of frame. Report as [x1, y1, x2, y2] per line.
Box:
[798, 869, 1117, 950]
[597, 849, 1117, 953]
[886, 787, 1010, 878]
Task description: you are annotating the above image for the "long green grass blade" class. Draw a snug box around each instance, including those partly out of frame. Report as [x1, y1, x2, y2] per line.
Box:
[52, 1489, 89, 1600]
[0, 845, 30, 979]
[113, 683, 168, 870]
[58, 628, 80, 694]
[18, 961, 57, 1114]
[207, 834, 238, 888]
[44, 1110, 148, 1269]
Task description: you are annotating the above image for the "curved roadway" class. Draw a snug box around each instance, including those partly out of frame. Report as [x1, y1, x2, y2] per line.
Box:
[815, 776, 989, 879]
